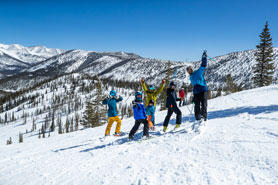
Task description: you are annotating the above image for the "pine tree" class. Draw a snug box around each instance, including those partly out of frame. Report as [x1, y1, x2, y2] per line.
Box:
[70, 117, 74, 132]
[58, 116, 62, 134]
[19, 132, 23, 143]
[90, 80, 106, 127]
[42, 124, 46, 138]
[224, 74, 236, 93]
[82, 101, 94, 128]
[7, 137, 12, 145]
[253, 21, 274, 87]
[65, 116, 70, 133]
[50, 110, 55, 132]
[75, 113, 79, 131]
[160, 61, 171, 111]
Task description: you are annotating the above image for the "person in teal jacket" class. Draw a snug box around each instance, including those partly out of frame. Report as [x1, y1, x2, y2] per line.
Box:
[146, 99, 155, 130]
[186, 51, 208, 121]
[102, 90, 123, 136]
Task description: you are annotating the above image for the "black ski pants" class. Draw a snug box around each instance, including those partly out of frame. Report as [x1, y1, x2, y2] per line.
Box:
[129, 119, 149, 137]
[163, 106, 182, 127]
[193, 91, 208, 121]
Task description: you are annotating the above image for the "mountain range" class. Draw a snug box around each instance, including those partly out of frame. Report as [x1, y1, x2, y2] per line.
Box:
[0, 43, 277, 91]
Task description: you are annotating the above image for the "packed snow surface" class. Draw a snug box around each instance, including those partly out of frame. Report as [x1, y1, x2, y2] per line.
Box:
[0, 85, 278, 185]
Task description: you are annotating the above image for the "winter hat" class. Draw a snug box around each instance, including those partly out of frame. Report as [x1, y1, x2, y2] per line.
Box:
[149, 85, 155, 91]
[169, 82, 176, 87]
[149, 99, 154, 105]
[110, 90, 116, 96]
[134, 91, 143, 102]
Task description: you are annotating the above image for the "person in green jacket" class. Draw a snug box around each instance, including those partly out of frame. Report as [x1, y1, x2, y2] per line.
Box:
[141, 78, 165, 128]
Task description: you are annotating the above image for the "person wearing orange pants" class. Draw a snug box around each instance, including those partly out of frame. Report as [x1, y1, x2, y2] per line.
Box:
[102, 90, 123, 136]
[146, 100, 155, 130]
[105, 116, 122, 136]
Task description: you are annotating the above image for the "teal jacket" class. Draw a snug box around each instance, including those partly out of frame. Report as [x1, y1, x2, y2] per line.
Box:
[102, 96, 123, 117]
[190, 55, 208, 94]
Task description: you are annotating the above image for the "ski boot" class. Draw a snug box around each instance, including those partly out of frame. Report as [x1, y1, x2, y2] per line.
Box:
[163, 126, 168, 132]
[174, 124, 181, 130]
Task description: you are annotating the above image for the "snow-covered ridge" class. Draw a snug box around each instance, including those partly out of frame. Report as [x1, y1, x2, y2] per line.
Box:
[0, 42, 277, 90]
[0, 43, 64, 63]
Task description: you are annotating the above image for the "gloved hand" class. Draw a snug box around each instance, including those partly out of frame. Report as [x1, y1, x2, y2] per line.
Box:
[202, 50, 207, 58]
[162, 79, 166, 84]
[141, 78, 145, 83]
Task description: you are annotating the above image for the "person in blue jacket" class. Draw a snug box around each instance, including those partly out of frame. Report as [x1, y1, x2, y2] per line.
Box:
[102, 90, 123, 136]
[128, 91, 149, 140]
[186, 50, 208, 121]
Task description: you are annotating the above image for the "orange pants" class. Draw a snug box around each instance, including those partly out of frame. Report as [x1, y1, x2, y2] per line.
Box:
[105, 116, 122, 135]
[147, 115, 154, 128]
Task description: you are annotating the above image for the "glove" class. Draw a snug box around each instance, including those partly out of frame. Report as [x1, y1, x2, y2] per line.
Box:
[202, 50, 207, 58]
[141, 78, 145, 83]
[162, 79, 166, 84]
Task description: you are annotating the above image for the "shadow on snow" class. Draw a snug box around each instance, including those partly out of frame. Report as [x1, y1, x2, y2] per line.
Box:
[52, 105, 278, 153]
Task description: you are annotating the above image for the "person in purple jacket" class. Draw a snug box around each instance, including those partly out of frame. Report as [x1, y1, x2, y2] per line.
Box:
[128, 91, 149, 140]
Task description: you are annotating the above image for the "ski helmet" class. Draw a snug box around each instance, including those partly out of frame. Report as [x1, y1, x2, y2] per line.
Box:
[110, 90, 116, 96]
[134, 91, 143, 102]
[149, 99, 154, 105]
[169, 82, 176, 88]
[149, 85, 155, 91]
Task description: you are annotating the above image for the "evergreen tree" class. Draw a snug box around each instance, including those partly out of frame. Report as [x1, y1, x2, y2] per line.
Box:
[7, 137, 12, 145]
[75, 113, 79, 131]
[253, 21, 274, 87]
[19, 132, 23, 143]
[160, 61, 171, 111]
[50, 109, 55, 132]
[42, 124, 46, 138]
[82, 101, 94, 128]
[224, 74, 236, 93]
[65, 116, 70, 133]
[58, 116, 62, 134]
[91, 80, 106, 127]
[70, 117, 74, 132]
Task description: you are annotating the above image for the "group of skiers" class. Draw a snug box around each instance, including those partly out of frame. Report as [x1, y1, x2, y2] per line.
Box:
[102, 51, 208, 140]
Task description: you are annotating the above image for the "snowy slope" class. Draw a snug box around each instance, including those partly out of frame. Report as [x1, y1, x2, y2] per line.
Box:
[0, 85, 278, 184]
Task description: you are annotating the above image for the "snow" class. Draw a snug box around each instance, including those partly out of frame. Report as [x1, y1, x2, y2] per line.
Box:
[0, 84, 278, 184]
[0, 43, 65, 65]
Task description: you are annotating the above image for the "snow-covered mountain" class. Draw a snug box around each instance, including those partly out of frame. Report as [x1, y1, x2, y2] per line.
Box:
[0, 79, 277, 184]
[0, 43, 277, 91]
[0, 43, 64, 78]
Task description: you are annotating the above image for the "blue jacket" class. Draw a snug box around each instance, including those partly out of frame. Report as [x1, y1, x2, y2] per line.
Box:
[102, 96, 123, 117]
[133, 103, 147, 120]
[146, 105, 155, 122]
[190, 56, 208, 94]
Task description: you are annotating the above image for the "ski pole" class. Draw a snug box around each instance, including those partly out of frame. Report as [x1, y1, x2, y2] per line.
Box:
[207, 55, 217, 62]
[168, 68, 178, 86]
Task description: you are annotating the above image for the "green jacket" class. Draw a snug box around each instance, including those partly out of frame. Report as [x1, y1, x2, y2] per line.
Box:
[142, 82, 164, 107]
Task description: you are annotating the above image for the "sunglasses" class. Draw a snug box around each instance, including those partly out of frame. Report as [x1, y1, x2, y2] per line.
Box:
[136, 95, 142, 98]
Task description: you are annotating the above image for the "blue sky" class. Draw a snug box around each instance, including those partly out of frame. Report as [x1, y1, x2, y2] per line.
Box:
[0, 0, 277, 61]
